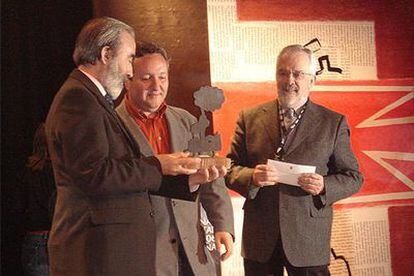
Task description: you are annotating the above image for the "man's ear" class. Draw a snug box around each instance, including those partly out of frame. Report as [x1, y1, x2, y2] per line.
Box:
[124, 77, 131, 91]
[100, 46, 112, 65]
[309, 75, 316, 87]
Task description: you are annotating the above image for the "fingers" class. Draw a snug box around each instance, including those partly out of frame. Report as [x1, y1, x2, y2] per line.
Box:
[215, 232, 233, 261]
[175, 167, 199, 175]
[156, 153, 201, 176]
[207, 166, 218, 182]
[217, 165, 228, 178]
[169, 159, 199, 175]
[298, 173, 325, 195]
[197, 166, 224, 183]
[256, 181, 277, 187]
[169, 152, 191, 158]
[179, 156, 201, 171]
[220, 236, 233, 261]
[252, 164, 278, 187]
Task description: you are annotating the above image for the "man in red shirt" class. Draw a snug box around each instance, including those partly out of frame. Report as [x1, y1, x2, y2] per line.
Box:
[116, 42, 234, 276]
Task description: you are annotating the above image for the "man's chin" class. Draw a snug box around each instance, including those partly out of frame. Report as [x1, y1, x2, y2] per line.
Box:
[107, 86, 123, 99]
[279, 95, 296, 106]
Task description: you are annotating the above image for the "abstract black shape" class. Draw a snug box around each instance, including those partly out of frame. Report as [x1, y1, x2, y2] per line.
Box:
[303, 38, 322, 53]
[317, 55, 343, 75]
[331, 248, 352, 276]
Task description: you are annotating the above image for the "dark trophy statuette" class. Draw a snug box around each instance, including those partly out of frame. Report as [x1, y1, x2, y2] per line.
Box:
[188, 86, 231, 169]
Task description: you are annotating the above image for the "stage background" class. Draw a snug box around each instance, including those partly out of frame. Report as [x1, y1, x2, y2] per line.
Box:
[2, 0, 413, 275]
[208, 1, 414, 275]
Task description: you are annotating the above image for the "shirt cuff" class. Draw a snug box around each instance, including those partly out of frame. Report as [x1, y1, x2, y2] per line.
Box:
[189, 184, 200, 193]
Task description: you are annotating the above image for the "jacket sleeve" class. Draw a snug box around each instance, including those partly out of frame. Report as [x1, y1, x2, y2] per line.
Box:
[322, 116, 363, 205]
[199, 178, 235, 237]
[225, 110, 260, 199]
[47, 86, 169, 197]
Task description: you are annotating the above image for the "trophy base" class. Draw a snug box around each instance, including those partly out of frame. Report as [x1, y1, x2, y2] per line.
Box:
[198, 156, 231, 169]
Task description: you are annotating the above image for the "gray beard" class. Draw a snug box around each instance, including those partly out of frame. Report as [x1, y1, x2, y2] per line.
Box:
[103, 63, 124, 99]
[103, 81, 123, 99]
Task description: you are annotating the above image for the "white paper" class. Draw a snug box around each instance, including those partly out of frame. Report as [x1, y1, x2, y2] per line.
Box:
[267, 159, 316, 186]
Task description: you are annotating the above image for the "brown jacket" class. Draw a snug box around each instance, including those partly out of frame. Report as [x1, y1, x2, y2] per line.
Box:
[46, 69, 195, 275]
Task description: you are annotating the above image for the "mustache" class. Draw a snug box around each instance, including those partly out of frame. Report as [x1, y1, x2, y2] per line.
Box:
[281, 84, 298, 93]
[147, 88, 165, 95]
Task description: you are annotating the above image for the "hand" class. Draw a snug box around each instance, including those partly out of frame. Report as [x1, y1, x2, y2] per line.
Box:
[252, 164, 278, 187]
[298, 173, 325, 196]
[215, 231, 233, 261]
[188, 165, 227, 186]
[155, 152, 200, 176]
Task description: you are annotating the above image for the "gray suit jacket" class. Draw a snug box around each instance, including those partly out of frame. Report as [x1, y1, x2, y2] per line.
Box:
[226, 99, 363, 267]
[117, 101, 234, 276]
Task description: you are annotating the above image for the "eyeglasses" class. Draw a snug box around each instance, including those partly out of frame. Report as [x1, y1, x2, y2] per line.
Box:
[277, 69, 314, 81]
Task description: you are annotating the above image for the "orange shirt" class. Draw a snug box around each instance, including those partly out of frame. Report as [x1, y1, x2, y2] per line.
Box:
[124, 95, 171, 154]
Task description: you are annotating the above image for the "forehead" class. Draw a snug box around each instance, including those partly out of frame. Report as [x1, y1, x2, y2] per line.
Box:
[277, 51, 310, 70]
[118, 31, 136, 54]
[133, 53, 168, 71]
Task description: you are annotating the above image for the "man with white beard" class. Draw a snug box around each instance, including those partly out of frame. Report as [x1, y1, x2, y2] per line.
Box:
[45, 17, 218, 275]
[226, 44, 363, 276]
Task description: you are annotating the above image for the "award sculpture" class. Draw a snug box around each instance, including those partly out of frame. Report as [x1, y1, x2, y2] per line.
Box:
[188, 86, 231, 169]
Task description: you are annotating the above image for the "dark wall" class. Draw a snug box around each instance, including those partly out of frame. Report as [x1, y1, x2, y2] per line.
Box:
[1, 1, 93, 274]
[93, 0, 212, 117]
[2, 0, 211, 273]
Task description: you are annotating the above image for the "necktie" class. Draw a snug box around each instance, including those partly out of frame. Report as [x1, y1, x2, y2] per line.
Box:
[284, 108, 296, 120]
[283, 108, 296, 127]
[104, 93, 114, 109]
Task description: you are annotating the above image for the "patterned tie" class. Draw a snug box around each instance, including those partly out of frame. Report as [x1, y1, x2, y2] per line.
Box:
[284, 108, 296, 120]
[104, 93, 114, 109]
[284, 108, 296, 127]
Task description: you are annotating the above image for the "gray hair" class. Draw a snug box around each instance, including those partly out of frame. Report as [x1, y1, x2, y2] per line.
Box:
[135, 41, 170, 65]
[276, 44, 317, 75]
[73, 17, 135, 66]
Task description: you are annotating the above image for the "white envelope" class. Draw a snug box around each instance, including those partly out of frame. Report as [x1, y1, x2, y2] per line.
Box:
[267, 159, 316, 186]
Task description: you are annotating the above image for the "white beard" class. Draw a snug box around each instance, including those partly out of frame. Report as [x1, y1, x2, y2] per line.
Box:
[102, 60, 124, 99]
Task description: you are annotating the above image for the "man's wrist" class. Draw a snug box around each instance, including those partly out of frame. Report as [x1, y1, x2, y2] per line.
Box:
[189, 183, 200, 193]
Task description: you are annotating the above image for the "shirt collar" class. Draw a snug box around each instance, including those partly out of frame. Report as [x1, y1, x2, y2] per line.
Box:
[78, 67, 108, 98]
[278, 98, 308, 115]
[124, 93, 167, 121]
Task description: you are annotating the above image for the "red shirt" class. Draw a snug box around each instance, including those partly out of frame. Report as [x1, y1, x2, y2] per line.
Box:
[124, 95, 171, 154]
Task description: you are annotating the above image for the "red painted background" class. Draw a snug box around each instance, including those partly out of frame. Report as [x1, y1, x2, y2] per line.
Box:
[212, 2, 414, 275]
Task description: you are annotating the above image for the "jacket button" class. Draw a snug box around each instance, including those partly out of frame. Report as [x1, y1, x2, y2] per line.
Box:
[170, 238, 177, 244]
[150, 211, 154, 217]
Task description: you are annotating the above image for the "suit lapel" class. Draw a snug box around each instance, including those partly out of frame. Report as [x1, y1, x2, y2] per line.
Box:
[116, 101, 154, 157]
[259, 101, 280, 152]
[71, 70, 140, 154]
[284, 100, 321, 157]
[165, 107, 188, 152]
[71, 69, 115, 115]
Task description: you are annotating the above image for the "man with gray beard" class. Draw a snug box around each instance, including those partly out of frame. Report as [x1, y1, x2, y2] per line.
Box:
[226, 44, 363, 276]
[45, 17, 218, 275]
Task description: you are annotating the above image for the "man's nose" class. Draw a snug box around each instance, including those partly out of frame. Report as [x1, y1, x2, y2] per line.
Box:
[150, 77, 161, 90]
[126, 65, 133, 79]
[288, 72, 296, 84]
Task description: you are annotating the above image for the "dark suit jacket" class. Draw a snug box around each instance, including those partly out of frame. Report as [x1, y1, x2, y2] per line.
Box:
[226, 100, 363, 267]
[46, 69, 196, 275]
[116, 101, 234, 276]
